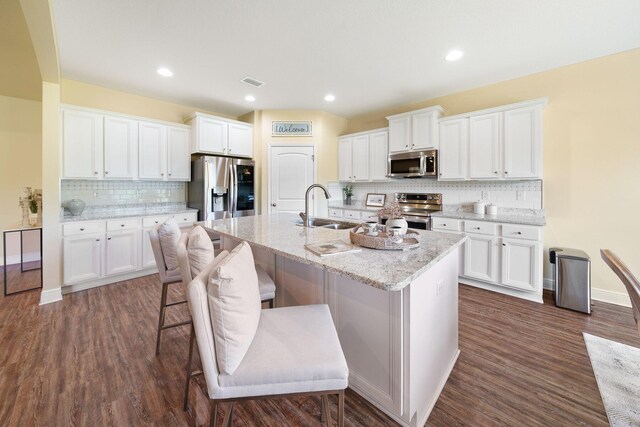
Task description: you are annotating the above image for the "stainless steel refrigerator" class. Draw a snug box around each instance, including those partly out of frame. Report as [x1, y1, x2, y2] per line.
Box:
[188, 156, 255, 221]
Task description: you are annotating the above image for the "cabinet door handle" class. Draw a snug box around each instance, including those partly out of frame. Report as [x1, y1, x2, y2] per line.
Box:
[502, 243, 506, 246]
[120, 224, 125, 227]
[228, 149, 232, 153]
[517, 231, 522, 235]
[80, 228, 85, 231]
[105, 171, 109, 174]
[271, 203, 277, 207]
[154, 221, 159, 224]
[160, 173, 164, 176]
[107, 237, 112, 240]
[443, 224, 447, 226]
[494, 171, 498, 174]
[405, 145, 408, 148]
[96, 239, 100, 242]
[168, 173, 172, 176]
[94, 171, 98, 175]
[505, 171, 509, 174]
[476, 227, 480, 230]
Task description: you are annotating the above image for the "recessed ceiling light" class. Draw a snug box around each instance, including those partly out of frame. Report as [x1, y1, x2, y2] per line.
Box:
[445, 50, 464, 61]
[244, 95, 256, 102]
[324, 94, 336, 102]
[157, 67, 173, 77]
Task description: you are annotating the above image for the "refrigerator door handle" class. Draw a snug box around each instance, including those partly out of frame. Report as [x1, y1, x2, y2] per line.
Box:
[204, 160, 212, 221]
[228, 163, 236, 217]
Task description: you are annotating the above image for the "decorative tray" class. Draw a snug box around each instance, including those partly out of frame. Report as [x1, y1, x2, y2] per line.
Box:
[349, 226, 421, 250]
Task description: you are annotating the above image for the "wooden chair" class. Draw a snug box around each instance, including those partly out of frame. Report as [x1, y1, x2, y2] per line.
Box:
[176, 231, 278, 410]
[601, 249, 640, 336]
[149, 225, 191, 355]
[185, 248, 348, 426]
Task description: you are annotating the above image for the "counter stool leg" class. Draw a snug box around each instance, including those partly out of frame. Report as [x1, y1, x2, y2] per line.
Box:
[184, 322, 196, 411]
[155, 282, 169, 355]
[338, 390, 345, 427]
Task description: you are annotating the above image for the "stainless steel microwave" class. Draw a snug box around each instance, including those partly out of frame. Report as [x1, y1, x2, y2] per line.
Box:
[387, 149, 438, 178]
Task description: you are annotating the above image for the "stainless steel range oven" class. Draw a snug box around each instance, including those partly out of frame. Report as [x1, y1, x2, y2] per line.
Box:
[379, 193, 443, 230]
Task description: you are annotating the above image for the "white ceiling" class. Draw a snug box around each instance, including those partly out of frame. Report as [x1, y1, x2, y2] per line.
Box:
[52, 0, 640, 119]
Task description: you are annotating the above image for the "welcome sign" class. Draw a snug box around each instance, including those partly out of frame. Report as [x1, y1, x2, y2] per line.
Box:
[272, 121, 312, 136]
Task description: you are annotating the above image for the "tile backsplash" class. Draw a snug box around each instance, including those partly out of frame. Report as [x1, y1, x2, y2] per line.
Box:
[61, 180, 186, 207]
[328, 180, 543, 210]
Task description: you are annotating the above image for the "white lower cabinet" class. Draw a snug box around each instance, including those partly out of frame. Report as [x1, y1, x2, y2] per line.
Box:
[62, 212, 197, 291]
[433, 218, 543, 303]
[501, 238, 540, 292]
[463, 234, 499, 283]
[105, 230, 138, 276]
[63, 233, 103, 284]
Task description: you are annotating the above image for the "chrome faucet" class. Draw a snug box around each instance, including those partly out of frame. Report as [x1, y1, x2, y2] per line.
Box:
[300, 184, 331, 227]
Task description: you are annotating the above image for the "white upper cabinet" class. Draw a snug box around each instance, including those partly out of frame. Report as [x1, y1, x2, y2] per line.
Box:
[338, 138, 352, 181]
[369, 130, 389, 181]
[387, 106, 443, 153]
[103, 116, 137, 179]
[437, 98, 546, 181]
[338, 128, 389, 182]
[189, 112, 253, 158]
[138, 121, 167, 180]
[351, 135, 370, 181]
[438, 119, 468, 180]
[388, 116, 411, 153]
[469, 113, 502, 179]
[167, 126, 191, 181]
[62, 106, 191, 181]
[503, 104, 543, 179]
[228, 122, 253, 157]
[63, 109, 104, 179]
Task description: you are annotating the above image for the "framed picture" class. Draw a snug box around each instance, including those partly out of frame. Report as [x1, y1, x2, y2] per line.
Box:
[365, 193, 386, 207]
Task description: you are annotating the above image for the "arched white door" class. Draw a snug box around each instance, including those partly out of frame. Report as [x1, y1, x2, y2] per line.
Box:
[269, 146, 315, 214]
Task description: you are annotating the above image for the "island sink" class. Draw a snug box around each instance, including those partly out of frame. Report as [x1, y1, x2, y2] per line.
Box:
[294, 217, 359, 230]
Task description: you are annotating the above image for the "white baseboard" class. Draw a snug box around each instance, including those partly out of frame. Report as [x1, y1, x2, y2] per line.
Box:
[543, 278, 631, 308]
[39, 287, 63, 305]
[61, 268, 156, 295]
[592, 288, 631, 308]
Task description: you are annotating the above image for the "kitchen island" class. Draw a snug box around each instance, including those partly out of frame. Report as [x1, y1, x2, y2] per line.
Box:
[199, 213, 466, 427]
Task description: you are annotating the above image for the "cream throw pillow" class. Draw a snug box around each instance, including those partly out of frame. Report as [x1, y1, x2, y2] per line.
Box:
[187, 226, 215, 278]
[207, 241, 261, 375]
[158, 218, 181, 271]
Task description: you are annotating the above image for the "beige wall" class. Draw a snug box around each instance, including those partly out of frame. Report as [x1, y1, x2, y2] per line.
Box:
[0, 95, 42, 261]
[347, 48, 640, 300]
[61, 79, 236, 124]
[247, 110, 347, 215]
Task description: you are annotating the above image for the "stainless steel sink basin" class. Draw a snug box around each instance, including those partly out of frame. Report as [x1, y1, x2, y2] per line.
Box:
[295, 218, 359, 230]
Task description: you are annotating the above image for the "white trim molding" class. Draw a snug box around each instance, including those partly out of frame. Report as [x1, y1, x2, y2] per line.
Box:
[544, 278, 631, 308]
[39, 287, 63, 305]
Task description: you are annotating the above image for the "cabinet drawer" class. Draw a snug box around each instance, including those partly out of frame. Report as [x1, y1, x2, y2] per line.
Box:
[106, 218, 139, 231]
[343, 210, 361, 220]
[142, 215, 171, 228]
[328, 208, 343, 219]
[174, 212, 198, 225]
[501, 224, 541, 241]
[360, 211, 379, 221]
[63, 221, 104, 236]
[464, 220, 498, 236]
[432, 217, 461, 231]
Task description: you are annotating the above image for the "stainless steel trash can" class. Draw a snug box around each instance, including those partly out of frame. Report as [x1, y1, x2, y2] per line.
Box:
[549, 248, 591, 314]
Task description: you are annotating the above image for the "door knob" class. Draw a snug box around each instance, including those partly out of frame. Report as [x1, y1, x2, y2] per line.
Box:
[271, 203, 277, 207]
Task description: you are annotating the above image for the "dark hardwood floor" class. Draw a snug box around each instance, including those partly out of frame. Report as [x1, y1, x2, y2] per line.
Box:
[0, 274, 637, 426]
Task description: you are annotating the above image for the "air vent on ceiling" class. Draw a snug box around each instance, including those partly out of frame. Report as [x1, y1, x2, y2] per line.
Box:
[241, 76, 265, 87]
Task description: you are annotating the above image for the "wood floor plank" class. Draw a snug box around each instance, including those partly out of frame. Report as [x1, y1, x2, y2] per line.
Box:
[0, 275, 638, 426]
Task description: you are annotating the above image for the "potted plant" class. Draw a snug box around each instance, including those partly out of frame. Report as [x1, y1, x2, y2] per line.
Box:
[28, 193, 38, 226]
[343, 185, 354, 205]
[377, 200, 408, 234]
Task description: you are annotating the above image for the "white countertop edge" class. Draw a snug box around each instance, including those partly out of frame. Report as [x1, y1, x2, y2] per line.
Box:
[61, 208, 199, 223]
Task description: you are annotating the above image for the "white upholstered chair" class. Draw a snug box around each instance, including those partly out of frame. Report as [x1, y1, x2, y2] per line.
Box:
[185, 245, 348, 427]
[176, 230, 279, 410]
[149, 224, 191, 355]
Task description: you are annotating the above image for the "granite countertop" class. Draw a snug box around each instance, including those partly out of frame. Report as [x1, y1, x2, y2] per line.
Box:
[431, 210, 546, 226]
[198, 213, 466, 292]
[61, 207, 198, 223]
